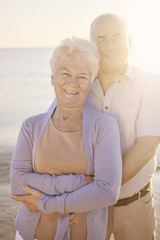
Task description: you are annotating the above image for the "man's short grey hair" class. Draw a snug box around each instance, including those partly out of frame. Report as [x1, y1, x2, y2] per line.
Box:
[50, 37, 100, 83]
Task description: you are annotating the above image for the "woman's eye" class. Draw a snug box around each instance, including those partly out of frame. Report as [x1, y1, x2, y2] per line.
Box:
[62, 72, 70, 76]
[79, 76, 88, 80]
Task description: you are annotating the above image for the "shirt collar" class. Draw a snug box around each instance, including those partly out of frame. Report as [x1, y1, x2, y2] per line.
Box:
[92, 78, 105, 101]
[91, 63, 134, 97]
[123, 63, 134, 81]
[114, 63, 134, 83]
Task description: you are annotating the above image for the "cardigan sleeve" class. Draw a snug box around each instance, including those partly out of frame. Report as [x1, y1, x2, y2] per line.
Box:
[37, 118, 122, 214]
[10, 119, 86, 196]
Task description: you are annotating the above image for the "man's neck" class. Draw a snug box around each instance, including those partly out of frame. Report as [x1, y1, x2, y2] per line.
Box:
[98, 73, 115, 94]
[98, 67, 127, 95]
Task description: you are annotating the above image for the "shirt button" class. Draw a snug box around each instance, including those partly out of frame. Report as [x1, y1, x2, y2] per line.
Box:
[105, 106, 108, 109]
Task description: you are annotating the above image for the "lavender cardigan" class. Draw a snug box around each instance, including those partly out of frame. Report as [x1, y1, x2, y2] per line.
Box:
[10, 99, 122, 240]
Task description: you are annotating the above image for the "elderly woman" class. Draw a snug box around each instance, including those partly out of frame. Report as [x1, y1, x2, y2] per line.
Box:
[10, 37, 122, 240]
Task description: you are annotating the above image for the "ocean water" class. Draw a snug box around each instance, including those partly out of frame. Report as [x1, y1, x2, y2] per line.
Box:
[0, 48, 55, 153]
[0, 48, 160, 239]
[0, 48, 160, 161]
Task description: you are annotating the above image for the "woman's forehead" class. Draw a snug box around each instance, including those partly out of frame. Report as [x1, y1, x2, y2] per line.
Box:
[56, 56, 90, 73]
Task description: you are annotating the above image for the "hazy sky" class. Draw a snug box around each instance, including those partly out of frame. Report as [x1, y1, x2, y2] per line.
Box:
[0, 0, 160, 73]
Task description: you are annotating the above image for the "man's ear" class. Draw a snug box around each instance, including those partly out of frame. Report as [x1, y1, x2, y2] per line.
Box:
[128, 36, 132, 50]
[51, 74, 54, 85]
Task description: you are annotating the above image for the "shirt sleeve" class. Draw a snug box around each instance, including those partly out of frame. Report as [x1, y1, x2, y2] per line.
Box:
[10, 119, 86, 196]
[37, 119, 122, 214]
[136, 76, 160, 137]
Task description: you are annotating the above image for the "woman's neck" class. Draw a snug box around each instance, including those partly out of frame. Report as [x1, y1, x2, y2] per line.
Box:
[52, 104, 84, 132]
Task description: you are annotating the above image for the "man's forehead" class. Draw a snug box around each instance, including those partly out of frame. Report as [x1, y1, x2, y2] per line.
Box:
[91, 15, 128, 37]
[91, 14, 126, 26]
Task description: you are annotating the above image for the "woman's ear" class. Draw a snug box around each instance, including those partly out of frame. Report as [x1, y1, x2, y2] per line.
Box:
[51, 74, 54, 85]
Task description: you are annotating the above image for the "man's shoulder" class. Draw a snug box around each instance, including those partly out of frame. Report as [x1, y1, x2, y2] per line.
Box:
[131, 65, 160, 83]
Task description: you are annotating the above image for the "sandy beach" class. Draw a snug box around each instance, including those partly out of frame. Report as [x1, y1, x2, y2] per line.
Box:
[0, 153, 160, 240]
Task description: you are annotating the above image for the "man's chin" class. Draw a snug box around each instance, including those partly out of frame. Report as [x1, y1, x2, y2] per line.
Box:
[102, 64, 125, 75]
[101, 58, 126, 73]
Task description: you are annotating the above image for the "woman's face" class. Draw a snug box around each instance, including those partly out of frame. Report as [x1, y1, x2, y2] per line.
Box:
[52, 56, 92, 109]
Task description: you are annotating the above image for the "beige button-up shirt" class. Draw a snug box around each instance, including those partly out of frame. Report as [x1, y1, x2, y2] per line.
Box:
[87, 65, 160, 198]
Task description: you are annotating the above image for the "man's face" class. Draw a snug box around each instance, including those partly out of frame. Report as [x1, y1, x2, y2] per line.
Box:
[91, 16, 131, 75]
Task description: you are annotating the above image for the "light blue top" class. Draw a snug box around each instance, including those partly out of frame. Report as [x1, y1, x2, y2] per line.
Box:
[10, 98, 122, 240]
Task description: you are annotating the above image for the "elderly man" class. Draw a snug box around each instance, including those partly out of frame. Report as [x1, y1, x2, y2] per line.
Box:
[88, 13, 160, 240]
[48, 13, 160, 239]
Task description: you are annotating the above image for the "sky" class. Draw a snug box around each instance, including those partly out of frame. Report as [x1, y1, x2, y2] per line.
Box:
[0, 0, 160, 73]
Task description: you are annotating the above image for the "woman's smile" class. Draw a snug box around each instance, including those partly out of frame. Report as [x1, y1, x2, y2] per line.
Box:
[64, 89, 79, 95]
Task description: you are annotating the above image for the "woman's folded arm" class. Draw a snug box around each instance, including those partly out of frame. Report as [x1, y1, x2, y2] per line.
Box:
[10, 120, 86, 196]
[37, 120, 122, 214]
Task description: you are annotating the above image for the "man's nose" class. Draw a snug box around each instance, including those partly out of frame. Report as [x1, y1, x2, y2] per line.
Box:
[107, 39, 117, 49]
[100, 39, 116, 50]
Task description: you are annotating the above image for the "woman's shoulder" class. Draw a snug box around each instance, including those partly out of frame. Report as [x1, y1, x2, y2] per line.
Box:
[84, 106, 119, 138]
[23, 99, 57, 126]
[83, 107, 120, 146]
[85, 106, 118, 126]
[22, 110, 53, 129]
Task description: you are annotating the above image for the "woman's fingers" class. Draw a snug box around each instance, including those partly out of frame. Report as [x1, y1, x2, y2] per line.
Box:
[10, 194, 27, 202]
[22, 185, 42, 197]
[10, 185, 43, 201]
[10, 185, 42, 213]
[10, 194, 39, 212]
[10, 194, 33, 206]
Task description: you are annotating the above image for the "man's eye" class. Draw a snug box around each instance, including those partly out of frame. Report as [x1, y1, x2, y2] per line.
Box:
[114, 36, 122, 41]
[97, 38, 104, 44]
[113, 36, 126, 44]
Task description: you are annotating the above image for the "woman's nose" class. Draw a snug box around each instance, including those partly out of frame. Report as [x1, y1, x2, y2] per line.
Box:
[70, 75, 79, 86]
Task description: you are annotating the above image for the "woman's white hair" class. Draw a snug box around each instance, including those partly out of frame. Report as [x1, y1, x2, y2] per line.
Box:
[50, 37, 100, 82]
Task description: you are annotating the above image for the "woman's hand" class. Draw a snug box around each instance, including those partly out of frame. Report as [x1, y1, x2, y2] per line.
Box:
[10, 185, 43, 213]
[69, 211, 90, 225]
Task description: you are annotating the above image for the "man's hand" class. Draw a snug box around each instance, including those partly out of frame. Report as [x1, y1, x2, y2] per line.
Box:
[85, 175, 94, 184]
[67, 175, 93, 225]
[69, 211, 89, 225]
[10, 185, 43, 213]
